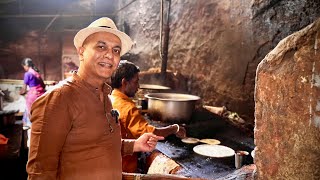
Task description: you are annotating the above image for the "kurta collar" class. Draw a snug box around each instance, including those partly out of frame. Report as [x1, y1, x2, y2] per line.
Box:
[72, 72, 112, 95]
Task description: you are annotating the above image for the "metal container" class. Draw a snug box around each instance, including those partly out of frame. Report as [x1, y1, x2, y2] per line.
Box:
[235, 150, 249, 169]
[0, 110, 18, 130]
[135, 84, 171, 110]
[0, 90, 4, 111]
[137, 97, 148, 110]
[139, 84, 171, 91]
[145, 93, 200, 123]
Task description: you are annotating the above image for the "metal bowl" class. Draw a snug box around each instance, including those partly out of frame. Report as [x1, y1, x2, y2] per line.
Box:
[145, 93, 200, 123]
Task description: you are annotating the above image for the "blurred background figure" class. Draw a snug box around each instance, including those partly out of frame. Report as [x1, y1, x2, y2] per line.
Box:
[20, 58, 45, 128]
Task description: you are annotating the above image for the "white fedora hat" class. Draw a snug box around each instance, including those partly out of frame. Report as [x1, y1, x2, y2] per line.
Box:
[74, 17, 133, 56]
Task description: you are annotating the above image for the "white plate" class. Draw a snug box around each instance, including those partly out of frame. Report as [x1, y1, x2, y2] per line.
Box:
[193, 144, 235, 158]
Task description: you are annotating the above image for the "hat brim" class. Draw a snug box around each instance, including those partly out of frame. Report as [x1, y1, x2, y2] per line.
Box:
[74, 27, 133, 56]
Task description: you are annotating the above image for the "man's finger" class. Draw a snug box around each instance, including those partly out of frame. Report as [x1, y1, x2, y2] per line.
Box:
[147, 141, 157, 147]
[150, 134, 164, 141]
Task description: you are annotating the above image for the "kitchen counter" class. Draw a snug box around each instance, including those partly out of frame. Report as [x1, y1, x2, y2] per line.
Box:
[0, 121, 23, 159]
[155, 136, 253, 179]
[0, 120, 28, 179]
[147, 109, 255, 179]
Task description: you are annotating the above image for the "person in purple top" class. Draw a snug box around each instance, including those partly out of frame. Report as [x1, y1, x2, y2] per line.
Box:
[20, 58, 46, 127]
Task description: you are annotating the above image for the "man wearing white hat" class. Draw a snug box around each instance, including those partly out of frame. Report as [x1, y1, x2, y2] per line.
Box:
[26, 17, 164, 180]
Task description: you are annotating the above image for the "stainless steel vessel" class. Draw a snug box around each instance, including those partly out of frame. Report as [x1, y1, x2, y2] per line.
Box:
[145, 93, 200, 123]
[139, 84, 171, 91]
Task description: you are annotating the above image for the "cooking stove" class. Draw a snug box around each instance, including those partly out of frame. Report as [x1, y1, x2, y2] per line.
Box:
[145, 108, 254, 179]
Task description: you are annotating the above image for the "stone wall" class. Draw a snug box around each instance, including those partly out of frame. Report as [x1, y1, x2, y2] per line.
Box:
[249, 0, 320, 116]
[117, 0, 255, 124]
[255, 18, 320, 179]
[118, 0, 320, 125]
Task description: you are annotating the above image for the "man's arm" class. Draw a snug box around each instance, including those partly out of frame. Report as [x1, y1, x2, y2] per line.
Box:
[121, 133, 164, 156]
[27, 90, 73, 180]
[133, 133, 164, 152]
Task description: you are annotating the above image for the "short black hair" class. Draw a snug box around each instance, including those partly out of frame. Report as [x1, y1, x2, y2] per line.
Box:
[111, 60, 140, 89]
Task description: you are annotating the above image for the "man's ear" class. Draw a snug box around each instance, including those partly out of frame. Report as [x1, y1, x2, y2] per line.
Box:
[121, 78, 127, 87]
[78, 47, 85, 61]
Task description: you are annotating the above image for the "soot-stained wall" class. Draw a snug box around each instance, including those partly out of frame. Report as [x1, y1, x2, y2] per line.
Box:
[117, 0, 320, 126]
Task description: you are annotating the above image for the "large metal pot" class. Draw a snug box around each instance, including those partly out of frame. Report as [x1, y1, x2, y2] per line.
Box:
[145, 93, 200, 123]
[139, 84, 171, 91]
[136, 84, 171, 110]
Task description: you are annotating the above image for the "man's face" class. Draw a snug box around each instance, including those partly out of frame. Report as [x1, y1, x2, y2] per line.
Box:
[79, 32, 122, 81]
[124, 73, 139, 97]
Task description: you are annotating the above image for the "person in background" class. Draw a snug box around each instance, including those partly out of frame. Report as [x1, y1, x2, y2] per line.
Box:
[20, 57, 46, 128]
[110, 60, 187, 173]
[26, 17, 164, 180]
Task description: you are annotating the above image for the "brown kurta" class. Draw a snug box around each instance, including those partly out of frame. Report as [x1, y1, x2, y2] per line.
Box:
[27, 73, 134, 180]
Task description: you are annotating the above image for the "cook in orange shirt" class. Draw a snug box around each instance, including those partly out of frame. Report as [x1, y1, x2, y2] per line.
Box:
[110, 60, 186, 173]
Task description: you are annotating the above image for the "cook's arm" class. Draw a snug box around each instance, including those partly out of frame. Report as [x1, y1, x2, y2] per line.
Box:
[126, 107, 184, 138]
[125, 107, 155, 138]
[20, 72, 29, 95]
[20, 84, 27, 95]
[153, 124, 180, 138]
[27, 90, 73, 180]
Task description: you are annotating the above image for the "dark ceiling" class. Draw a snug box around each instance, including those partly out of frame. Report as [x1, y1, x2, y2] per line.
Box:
[0, 0, 121, 41]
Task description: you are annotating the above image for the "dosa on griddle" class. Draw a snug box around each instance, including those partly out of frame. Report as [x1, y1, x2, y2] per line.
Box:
[199, 138, 221, 145]
[181, 137, 200, 144]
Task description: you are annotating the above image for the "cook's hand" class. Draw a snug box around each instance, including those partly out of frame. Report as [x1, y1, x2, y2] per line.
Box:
[133, 133, 164, 152]
[175, 125, 187, 139]
[20, 89, 26, 95]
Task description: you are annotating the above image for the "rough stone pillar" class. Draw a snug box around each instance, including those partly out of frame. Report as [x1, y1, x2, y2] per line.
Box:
[254, 18, 320, 179]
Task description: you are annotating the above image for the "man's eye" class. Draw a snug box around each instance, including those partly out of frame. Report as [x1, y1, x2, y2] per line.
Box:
[97, 45, 106, 50]
[113, 49, 121, 54]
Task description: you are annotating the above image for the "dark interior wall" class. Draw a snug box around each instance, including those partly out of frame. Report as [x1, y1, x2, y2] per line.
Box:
[0, 30, 62, 81]
[117, 0, 320, 125]
[0, 0, 118, 82]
